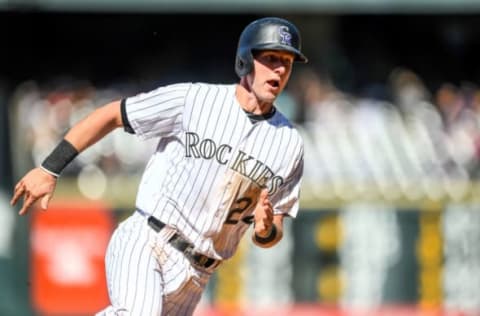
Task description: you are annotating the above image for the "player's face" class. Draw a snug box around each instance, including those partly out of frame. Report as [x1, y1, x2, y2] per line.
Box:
[249, 50, 295, 104]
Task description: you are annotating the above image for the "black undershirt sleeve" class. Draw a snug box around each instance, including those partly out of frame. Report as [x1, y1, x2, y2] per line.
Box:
[120, 99, 135, 134]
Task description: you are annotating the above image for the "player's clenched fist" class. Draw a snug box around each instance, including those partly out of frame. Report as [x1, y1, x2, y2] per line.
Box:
[252, 188, 284, 248]
[253, 189, 274, 238]
[10, 167, 57, 215]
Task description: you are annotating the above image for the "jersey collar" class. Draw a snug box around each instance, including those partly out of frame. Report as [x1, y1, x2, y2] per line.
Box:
[243, 107, 276, 124]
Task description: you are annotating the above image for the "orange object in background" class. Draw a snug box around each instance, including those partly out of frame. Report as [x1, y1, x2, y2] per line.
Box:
[30, 202, 114, 315]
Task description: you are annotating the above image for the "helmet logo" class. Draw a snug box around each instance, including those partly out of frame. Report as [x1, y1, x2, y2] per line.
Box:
[279, 26, 292, 46]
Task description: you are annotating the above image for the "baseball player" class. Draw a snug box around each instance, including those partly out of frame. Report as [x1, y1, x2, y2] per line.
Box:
[11, 17, 307, 315]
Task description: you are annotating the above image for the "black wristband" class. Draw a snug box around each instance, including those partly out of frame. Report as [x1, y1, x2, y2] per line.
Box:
[41, 139, 79, 177]
[254, 224, 277, 244]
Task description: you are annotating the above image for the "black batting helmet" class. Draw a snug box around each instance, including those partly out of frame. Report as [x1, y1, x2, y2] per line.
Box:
[235, 17, 308, 78]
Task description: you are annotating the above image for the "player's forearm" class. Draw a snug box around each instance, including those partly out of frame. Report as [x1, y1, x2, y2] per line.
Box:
[64, 100, 123, 152]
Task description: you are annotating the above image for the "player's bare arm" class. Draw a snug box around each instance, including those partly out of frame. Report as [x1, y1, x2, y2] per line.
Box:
[252, 189, 284, 248]
[63, 100, 123, 152]
[10, 100, 123, 215]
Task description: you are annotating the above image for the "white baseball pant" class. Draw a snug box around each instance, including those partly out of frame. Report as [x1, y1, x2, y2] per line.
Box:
[96, 212, 213, 316]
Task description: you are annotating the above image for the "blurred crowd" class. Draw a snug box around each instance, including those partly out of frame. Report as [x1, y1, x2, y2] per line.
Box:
[9, 66, 480, 202]
[289, 67, 480, 201]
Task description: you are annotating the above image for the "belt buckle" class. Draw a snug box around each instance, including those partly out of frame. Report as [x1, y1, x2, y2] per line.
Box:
[191, 253, 218, 269]
[198, 255, 219, 269]
[197, 255, 209, 267]
[178, 239, 219, 269]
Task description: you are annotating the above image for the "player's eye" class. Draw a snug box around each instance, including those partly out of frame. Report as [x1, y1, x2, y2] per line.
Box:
[264, 54, 277, 63]
[282, 57, 293, 67]
[257, 52, 293, 68]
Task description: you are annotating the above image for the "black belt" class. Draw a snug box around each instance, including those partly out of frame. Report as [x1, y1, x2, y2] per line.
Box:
[146, 215, 220, 269]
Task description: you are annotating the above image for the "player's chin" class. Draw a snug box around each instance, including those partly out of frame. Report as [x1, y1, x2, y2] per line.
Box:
[259, 95, 277, 105]
[260, 90, 279, 103]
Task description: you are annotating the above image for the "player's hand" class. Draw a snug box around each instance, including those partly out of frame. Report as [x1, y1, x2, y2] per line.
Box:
[254, 189, 274, 238]
[10, 167, 57, 215]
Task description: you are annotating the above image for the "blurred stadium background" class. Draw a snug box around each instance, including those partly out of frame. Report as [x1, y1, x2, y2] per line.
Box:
[2, 1, 480, 315]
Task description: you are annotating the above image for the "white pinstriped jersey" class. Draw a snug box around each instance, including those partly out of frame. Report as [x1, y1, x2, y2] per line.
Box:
[124, 82, 304, 259]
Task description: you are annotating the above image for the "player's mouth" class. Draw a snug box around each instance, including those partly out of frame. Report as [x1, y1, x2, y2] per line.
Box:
[266, 80, 280, 90]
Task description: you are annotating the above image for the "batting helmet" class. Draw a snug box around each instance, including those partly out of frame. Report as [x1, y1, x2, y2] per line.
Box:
[235, 17, 308, 78]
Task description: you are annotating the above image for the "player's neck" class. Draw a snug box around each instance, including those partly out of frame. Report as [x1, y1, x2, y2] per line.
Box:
[236, 82, 273, 115]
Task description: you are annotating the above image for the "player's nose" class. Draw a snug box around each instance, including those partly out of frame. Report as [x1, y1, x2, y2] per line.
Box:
[274, 64, 287, 75]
